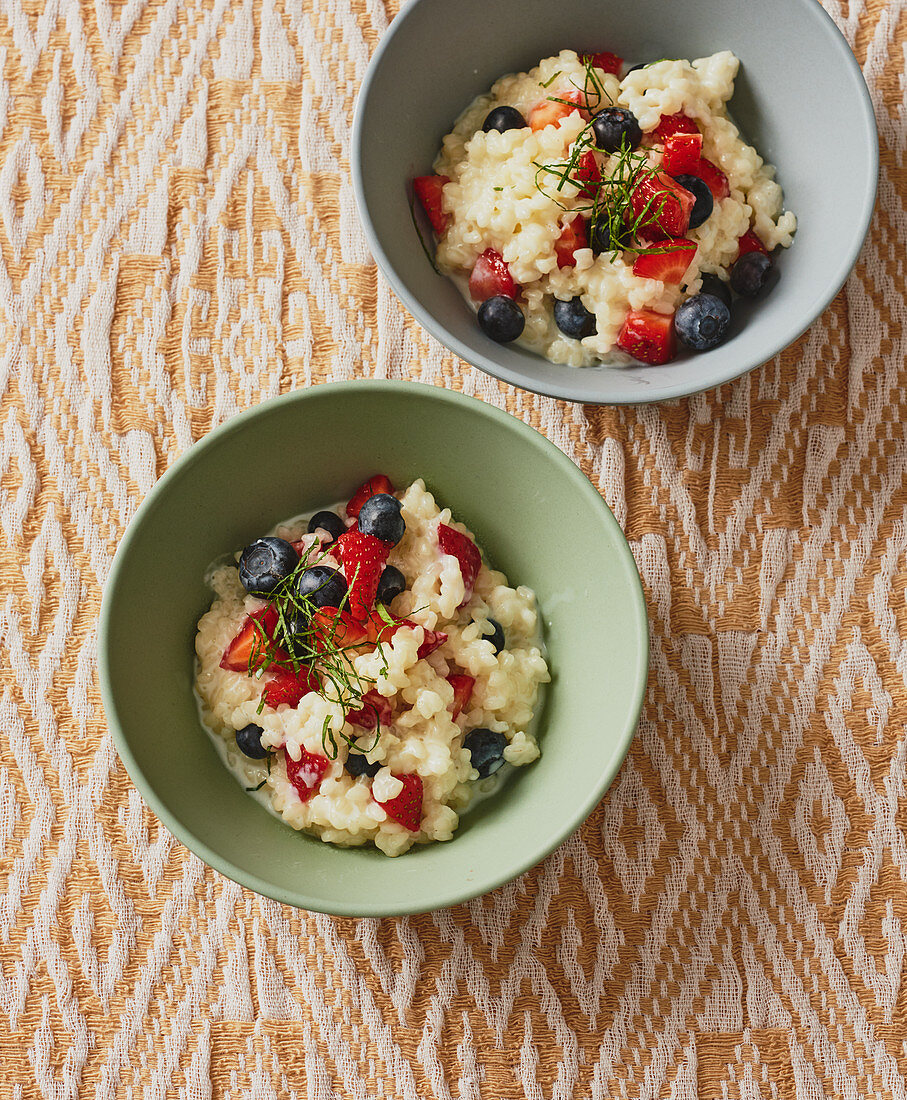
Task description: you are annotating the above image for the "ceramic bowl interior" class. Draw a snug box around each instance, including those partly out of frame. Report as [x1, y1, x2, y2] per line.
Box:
[352, 0, 877, 404]
[99, 382, 648, 916]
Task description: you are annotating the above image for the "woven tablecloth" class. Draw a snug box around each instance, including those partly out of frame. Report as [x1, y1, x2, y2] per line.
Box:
[0, 0, 905, 1095]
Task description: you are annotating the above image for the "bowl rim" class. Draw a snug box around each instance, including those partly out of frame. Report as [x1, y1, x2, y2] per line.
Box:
[98, 380, 650, 915]
[351, 0, 879, 406]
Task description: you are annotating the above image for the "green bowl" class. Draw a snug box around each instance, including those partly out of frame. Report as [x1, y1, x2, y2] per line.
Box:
[99, 382, 648, 915]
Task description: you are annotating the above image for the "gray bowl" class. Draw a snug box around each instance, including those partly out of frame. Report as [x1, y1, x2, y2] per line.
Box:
[352, 0, 877, 404]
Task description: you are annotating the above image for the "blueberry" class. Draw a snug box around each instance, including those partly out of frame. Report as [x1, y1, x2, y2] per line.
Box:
[297, 565, 348, 608]
[623, 62, 646, 75]
[358, 493, 405, 544]
[730, 250, 779, 299]
[464, 728, 508, 779]
[478, 296, 525, 343]
[376, 565, 406, 606]
[345, 752, 381, 778]
[480, 618, 506, 655]
[590, 219, 630, 255]
[482, 106, 527, 133]
[554, 296, 596, 340]
[592, 108, 642, 153]
[236, 723, 268, 759]
[307, 510, 345, 542]
[672, 174, 713, 229]
[674, 293, 732, 351]
[238, 537, 298, 595]
[698, 273, 731, 309]
[282, 613, 314, 659]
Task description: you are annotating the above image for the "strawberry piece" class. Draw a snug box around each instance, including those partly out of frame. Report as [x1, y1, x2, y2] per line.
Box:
[290, 539, 309, 556]
[374, 773, 423, 832]
[413, 175, 450, 236]
[364, 609, 448, 658]
[416, 627, 447, 659]
[555, 217, 589, 269]
[690, 157, 729, 201]
[617, 309, 677, 365]
[346, 689, 393, 730]
[309, 606, 371, 652]
[346, 475, 394, 519]
[468, 248, 518, 302]
[583, 51, 623, 75]
[262, 665, 320, 709]
[630, 171, 695, 238]
[574, 150, 601, 199]
[736, 228, 769, 258]
[632, 238, 697, 284]
[447, 674, 475, 719]
[220, 607, 281, 672]
[336, 529, 393, 621]
[437, 523, 482, 606]
[285, 747, 330, 804]
[529, 89, 588, 132]
[662, 132, 703, 175]
[654, 113, 700, 142]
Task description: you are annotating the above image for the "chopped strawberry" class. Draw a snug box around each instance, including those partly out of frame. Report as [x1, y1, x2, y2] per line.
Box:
[262, 665, 320, 709]
[555, 217, 589, 268]
[468, 248, 518, 302]
[413, 175, 450, 236]
[736, 228, 769, 258]
[346, 475, 394, 519]
[285, 747, 330, 804]
[364, 609, 448, 659]
[529, 89, 588, 132]
[220, 607, 281, 672]
[630, 171, 695, 238]
[632, 238, 697, 284]
[617, 309, 677, 365]
[290, 539, 309, 556]
[437, 523, 482, 606]
[653, 113, 699, 142]
[374, 773, 423, 832]
[662, 132, 703, 175]
[415, 626, 447, 659]
[447, 673, 475, 719]
[346, 689, 393, 730]
[336, 529, 393, 621]
[574, 150, 601, 199]
[309, 606, 371, 652]
[690, 157, 729, 201]
[583, 51, 623, 75]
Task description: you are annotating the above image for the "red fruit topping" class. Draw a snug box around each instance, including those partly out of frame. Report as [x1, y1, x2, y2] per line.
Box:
[413, 175, 450, 236]
[447, 673, 475, 719]
[220, 607, 281, 672]
[555, 216, 589, 269]
[690, 157, 729, 201]
[347, 475, 394, 519]
[361, 609, 447, 658]
[574, 150, 601, 199]
[285, 747, 330, 804]
[529, 89, 588, 132]
[736, 228, 769, 258]
[630, 171, 695, 238]
[309, 606, 371, 652]
[662, 132, 703, 175]
[336, 530, 393, 621]
[583, 51, 623, 75]
[617, 309, 677, 365]
[262, 665, 320, 709]
[654, 113, 700, 142]
[632, 238, 697, 284]
[291, 539, 309, 556]
[437, 523, 482, 606]
[415, 626, 448, 659]
[374, 773, 423, 832]
[468, 248, 518, 302]
[346, 689, 393, 730]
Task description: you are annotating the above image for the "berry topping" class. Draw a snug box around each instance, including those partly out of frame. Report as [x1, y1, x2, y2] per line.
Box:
[482, 106, 527, 133]
[653, 113, 700, 142]
[413, 175, 450, 236]
[674, 293, 732, 351]
[447, 674, 475, 719]
[617, 308, 677, 365]
[373, 772, 423, 832]
[670, 174, 713, 229]
[469, 248, 518, 302]
[220, 607, 282, 672]
[592, 107, 642, 153]
[528, 89, 587, 132]
[554, 296, 597, 339]
[376, 565, 406, 606]
[238, 537, 298, 595]
[345, 753, 381, 778]
[554, 217, 589, 269]
[632, 238, 697, 284]
[346, 689, 393, 729]
[574, 150, 601, 199]
[347, 475, 394, 519]
[481, 618, 506, 654]
[698, 273, 732, 309]
[662, 132, 703, 175]
[307, 510, 345, 542]
[360, 608, 447, 658]
[630, 172, 695, 238]
[235, 723, 268, 759]
[262, 665, 320, 709]
[309, 606, 370, 652]
[477, 296, 525, 343]
[730, 250, 779, 299]
[357, 493, 405, 545]
[297, 565, 348, 610]
[736, 229, 770, 258]
[583, 51, 623, 74]
[336, 529, 393, 621]
[285, 747, 330, 804]
[464, 728, 508, 778]
[689, 157, 729, 201]
[437, 523, 482, 606]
